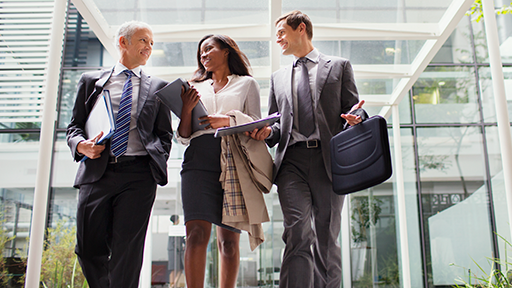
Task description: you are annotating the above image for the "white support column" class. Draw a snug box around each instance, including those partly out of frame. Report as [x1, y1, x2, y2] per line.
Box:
[270, 0, 282, 73]
[482, 0, 512, 240]
[391, 105, 411, 288]
[341, 198, 352, 288]
[24, 0, 67, 287]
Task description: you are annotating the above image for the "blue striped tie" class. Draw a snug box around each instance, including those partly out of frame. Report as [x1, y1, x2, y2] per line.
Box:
[111, 70, 133, 157]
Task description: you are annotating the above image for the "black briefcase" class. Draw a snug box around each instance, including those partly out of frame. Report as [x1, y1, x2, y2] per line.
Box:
[330, 115, 392, 195]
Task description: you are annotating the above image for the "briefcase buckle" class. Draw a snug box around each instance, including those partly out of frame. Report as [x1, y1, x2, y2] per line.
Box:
[306, 140, 318, 148]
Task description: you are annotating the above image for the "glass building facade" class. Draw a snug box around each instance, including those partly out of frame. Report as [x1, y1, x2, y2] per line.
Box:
[0, 0, 511, 287]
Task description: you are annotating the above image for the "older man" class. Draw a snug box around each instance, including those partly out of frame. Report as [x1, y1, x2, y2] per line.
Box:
[67, 21, 195, 288]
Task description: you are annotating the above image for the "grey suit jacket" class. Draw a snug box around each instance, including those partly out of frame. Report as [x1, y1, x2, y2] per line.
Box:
[66, 67, 173, 188]
[266, 53, 365, 182]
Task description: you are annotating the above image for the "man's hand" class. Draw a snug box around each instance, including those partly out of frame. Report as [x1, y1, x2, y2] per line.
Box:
[76, 132, 105, 159]
[245, 126, 271, 141]
[341, 100, 365, 126]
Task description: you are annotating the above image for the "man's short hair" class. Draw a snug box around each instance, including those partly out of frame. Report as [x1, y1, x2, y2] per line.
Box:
[275, 10, 313, 40]
[115, 21, 152, 50]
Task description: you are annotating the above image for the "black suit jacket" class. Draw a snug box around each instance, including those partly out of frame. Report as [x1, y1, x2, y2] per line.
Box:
[66, 68, 173, 188]
[266, 53, 366, 182]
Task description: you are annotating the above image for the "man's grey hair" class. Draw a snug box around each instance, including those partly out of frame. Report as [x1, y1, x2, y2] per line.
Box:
[115, 21, 152, 50]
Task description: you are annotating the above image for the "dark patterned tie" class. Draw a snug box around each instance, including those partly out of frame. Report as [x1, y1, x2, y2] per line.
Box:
[296, 57, 315, 137]
[111, 70, 133, 157]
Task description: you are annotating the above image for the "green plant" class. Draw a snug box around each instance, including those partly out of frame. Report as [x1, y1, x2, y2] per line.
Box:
[452, 234, 512, 287]
[0, 215, 15, 286]
[467, 0, 512, 22]
[39, 221, 88, 288]
[351, 196, 383, 243]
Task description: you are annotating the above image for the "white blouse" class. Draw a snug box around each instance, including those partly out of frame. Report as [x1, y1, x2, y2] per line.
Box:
[177, 74, 261, 145]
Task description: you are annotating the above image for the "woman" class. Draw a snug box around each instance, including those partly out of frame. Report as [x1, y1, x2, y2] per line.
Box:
[177, 34, 262, 288]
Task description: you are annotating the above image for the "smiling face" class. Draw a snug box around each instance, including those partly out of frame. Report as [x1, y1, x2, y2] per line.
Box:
[119, 27, 154, 69]
[199, 38, 229, 73]
[275, 20, 303, 56]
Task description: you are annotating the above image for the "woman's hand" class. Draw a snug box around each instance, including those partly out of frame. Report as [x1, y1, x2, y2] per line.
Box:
[178, 85, 200, 138]
[181, 86, 200, 114]
[199, 114, 231, 130]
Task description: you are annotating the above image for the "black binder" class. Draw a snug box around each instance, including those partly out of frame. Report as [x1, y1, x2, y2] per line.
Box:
[330, 115, 392, 195]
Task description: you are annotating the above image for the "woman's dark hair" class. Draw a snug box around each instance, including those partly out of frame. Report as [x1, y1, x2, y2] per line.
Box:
[190, 34, 251, 82]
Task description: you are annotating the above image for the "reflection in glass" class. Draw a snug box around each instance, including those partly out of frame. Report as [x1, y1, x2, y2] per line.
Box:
[479, 67, 512, 123]
[0, 133, 40, 261]
[312, 40, 424, 65]
[417, 127, 493, 286]
[413, 66, 480, 124]
[475, 13, 512, 64]
[485, 126, 511, 268]
[59, 70, 96, 129]
[431, 16, 474, 64]
[350, 190, 399, 287]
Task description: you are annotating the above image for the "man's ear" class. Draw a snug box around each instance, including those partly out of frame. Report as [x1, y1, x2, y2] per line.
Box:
[298, 22, 306, 35]
[119, 36, 127, 49]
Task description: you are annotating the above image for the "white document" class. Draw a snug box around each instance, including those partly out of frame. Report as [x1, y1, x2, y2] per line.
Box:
[214, 112, 281, 138]
[85, 90, 115, 145]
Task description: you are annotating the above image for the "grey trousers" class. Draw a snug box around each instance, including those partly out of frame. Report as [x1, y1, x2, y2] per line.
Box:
[275, 146, 344, 288]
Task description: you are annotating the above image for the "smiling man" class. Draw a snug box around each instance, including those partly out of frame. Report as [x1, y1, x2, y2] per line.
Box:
[247, 10, 367, 288]
[66, 21, 181, 288]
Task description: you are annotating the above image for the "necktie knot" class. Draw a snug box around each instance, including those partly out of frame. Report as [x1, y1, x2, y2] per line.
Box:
[123, 69, 134, 79]
[296, 57, 308, 67]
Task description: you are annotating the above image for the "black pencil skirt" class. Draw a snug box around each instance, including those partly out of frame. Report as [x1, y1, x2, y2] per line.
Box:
[180, 133, 240, 233]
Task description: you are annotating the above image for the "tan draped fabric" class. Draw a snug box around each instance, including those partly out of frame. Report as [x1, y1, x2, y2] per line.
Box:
[219, 110, 273, 251]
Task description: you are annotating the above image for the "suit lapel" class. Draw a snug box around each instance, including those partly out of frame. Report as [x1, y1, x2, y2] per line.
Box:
[93, 68, 113, 95]
[85, 68, 113, 107]
[137, 70, 151, 117]
[316, 54, 332, 107]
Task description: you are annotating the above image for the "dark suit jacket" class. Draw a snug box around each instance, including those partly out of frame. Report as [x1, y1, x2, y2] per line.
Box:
[66, 67, 173, 188]
[266, 53, 366, 182]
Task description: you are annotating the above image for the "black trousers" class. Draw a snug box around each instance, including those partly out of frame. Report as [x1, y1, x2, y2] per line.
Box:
[75, 157, 156, 288]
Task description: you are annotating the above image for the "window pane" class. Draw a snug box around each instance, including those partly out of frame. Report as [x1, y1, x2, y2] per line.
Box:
[474, 13, 512, 64]
[485, 126, 512, 263]
[283, 0, 449, 23]
[59, 69, 97, 129]
[96, 0, 269, 25]
[312, 40, 424, 65]
[0, 132, 39, 259]
[479, 66, 512, 123]
[417, 127, 493, 286]
[431, 16, 473, 64]
[413, 66, 480, 124]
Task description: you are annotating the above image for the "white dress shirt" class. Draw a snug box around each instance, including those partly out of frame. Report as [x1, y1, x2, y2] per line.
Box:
[177, 74, 261, 145]
[104, 62, 147, 156]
